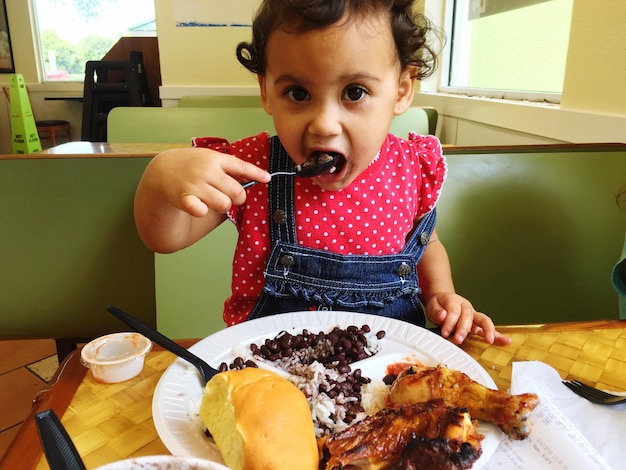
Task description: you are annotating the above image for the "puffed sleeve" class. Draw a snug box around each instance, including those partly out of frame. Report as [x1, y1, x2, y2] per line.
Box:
[408, 132, 447, 217]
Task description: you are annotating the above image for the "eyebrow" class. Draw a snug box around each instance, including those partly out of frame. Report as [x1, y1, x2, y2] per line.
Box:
[273, 72, 382, 86]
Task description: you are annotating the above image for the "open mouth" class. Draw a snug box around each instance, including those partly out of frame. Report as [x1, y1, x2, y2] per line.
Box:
[302, 151, 346, 176]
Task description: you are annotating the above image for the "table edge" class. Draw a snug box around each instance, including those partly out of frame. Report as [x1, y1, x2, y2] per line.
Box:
[0, 349, 86, 470]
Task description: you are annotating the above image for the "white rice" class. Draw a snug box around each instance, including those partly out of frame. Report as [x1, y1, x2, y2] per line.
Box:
[243, 327, 386, 437]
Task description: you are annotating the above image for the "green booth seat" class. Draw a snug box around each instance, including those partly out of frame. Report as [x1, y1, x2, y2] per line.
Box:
[438, 143, 626, 324]
[0, 156, 156, 359]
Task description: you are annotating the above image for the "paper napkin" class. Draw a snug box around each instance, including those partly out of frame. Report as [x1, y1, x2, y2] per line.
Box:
[483, 361, 625, 469]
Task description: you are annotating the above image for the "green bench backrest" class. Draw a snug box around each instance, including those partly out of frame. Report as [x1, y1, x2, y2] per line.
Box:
[438, 144, 626, 324]
[106, 106, 434, 144]
[107, 107, 276, 143]
[0, 157, 156, 346]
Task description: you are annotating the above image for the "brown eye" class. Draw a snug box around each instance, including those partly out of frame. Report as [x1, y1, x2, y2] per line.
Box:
[286, 86, 310, 102]
[343, 85, 368, 102]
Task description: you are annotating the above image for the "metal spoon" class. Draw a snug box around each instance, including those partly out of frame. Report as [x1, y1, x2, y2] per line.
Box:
[35, 409, 86, 470]
[242, 152, 338, 188]
[107, 305, 218, 385]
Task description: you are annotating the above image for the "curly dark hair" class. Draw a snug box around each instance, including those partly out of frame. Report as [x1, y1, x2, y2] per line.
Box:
[236, 0, 441, 80]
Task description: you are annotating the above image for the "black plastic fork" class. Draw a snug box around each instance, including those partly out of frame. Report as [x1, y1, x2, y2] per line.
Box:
[107, 305, 219, 385]
[562, 380, 626, 405]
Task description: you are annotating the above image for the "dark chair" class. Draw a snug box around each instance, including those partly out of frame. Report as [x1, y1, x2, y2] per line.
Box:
[81, 52, 150, 142]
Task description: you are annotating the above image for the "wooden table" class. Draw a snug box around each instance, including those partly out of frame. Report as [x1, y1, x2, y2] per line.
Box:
[2, 320, 625, 469]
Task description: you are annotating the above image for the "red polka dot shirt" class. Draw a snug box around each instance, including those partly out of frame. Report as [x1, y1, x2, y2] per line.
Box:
[193, 132, 446, 325]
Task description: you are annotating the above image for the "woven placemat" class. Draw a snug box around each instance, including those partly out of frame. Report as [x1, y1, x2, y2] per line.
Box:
[35, 351, 176, 470]
[33, 324, 626, 469]
[459, 326, 626, 392]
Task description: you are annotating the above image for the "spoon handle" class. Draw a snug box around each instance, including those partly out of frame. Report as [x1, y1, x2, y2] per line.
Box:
[106, 305, 218, 385]
[241, 171, 296, 189]
[35, 409, 86, 470]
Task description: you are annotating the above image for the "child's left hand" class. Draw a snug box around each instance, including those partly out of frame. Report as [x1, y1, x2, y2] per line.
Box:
[424, 293, 512, 346]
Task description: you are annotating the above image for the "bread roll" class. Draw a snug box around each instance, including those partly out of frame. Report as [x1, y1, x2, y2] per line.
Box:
[199, 368, 318, 470]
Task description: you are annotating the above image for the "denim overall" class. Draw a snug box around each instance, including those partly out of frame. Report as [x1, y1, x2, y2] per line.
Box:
[248, 136, 437, 326]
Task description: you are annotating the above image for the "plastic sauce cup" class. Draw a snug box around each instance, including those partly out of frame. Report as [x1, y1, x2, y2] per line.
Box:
[81, 332, 152, 383]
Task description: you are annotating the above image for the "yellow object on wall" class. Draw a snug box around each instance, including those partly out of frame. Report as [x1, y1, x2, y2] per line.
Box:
[7, 74, 41, 154]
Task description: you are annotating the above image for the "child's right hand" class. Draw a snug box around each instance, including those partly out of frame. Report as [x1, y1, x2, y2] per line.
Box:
[152, 147, 270, 217]
[134, 147, 270, 252]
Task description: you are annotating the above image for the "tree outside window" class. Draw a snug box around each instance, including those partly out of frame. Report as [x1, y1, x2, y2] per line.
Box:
[33, 0, 155, 81]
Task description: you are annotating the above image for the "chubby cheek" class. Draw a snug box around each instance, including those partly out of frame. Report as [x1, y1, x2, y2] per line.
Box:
[272, 119, 306, 162]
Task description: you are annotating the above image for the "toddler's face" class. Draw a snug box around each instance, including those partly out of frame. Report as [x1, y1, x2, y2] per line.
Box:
[258, 12, 415, 191]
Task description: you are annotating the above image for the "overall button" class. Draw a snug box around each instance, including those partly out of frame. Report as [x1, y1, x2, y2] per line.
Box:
[273, 209, 287, 225]
[397, 262, 411, 277]
[420, 231, 430, 245]
[279, 254, 295, 267]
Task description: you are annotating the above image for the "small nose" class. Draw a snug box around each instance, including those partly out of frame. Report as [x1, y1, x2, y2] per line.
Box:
[308, 102, 342, 137]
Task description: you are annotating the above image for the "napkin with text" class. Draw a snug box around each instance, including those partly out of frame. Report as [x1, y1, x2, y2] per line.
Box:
[483, 361, 625, 469]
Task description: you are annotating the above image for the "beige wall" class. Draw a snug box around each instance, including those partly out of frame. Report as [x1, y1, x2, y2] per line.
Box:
[561, 0, 626, 114]
[154, 0, 256, 88]
[1, 0, 625, 153]
[417, 0, 626, 145]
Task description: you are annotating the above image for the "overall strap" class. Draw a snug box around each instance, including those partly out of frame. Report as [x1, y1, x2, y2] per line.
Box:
[402, 208, 437, 256]
[268, 136, 297, 245]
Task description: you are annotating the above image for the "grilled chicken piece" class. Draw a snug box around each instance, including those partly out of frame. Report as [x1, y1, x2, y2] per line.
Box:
[389, 365, 539, 440]
[321, 399, 483, 470]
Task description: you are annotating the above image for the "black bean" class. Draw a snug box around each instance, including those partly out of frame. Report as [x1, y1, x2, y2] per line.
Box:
[337, 362, 351, 374]
[383, 374, 397, 385]
[279, 334, 293, 348]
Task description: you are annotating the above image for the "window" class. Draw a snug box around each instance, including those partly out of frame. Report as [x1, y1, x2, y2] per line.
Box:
[33, 0, 156, 81]
[442, 0, 573, 101]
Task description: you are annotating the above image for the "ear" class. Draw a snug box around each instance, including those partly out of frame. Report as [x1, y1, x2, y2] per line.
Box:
[258, 75, 272, 115]
[394, 66, 417, 115]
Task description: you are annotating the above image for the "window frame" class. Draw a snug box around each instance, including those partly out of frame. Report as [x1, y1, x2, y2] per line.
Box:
[437, 0, 563, 104]
[30, 0, 156, 85]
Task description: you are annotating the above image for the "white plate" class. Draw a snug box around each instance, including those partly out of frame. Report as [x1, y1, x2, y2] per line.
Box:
[95, 455, 228, 470]
[152, 311, 501, 468]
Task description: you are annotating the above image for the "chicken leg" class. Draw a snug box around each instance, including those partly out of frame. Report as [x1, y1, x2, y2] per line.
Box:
[389, 365, 539, 440]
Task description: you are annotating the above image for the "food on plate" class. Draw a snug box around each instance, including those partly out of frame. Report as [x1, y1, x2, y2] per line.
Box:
[320, 399, 484, 470]
[199, 368, 318, 470]
[220, 324, 385, 437]
[389, 365, 540, 439]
